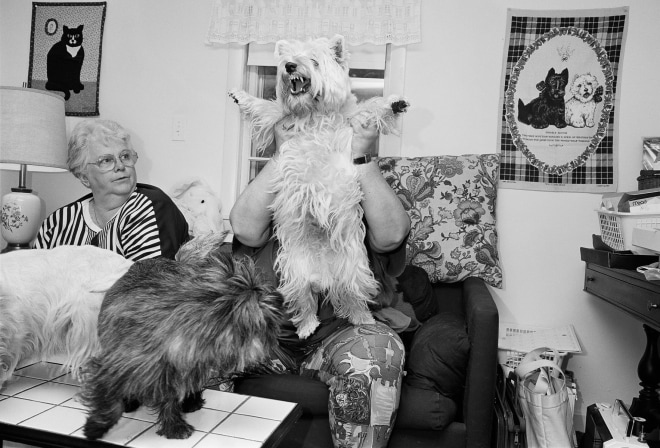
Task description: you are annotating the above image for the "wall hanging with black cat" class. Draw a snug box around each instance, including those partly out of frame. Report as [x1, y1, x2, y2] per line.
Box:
[28, 2, 107, 116]
[46, 25, 85, 101]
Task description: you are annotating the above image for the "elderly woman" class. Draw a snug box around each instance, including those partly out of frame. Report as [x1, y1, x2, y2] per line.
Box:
[34, 119, 189, 260]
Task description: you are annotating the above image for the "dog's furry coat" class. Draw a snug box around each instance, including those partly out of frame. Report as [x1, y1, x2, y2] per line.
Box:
[229, 34, 409, 339]
[81, 234, 284, 440]
[0, 246, 133, 387]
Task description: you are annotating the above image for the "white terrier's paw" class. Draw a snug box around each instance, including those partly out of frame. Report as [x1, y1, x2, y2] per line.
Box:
[349, 310, 375, 326]
[296, 315, 321, 339]
[391, 99, 410, 114]
[228, 89, 247, 104]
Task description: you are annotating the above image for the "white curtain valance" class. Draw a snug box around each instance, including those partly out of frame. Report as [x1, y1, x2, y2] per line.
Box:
[247, 43, 386, 69]
[206, 0, 422, 46]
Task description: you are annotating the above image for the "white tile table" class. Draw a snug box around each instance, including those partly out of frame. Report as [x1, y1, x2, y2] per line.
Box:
[0, 361, 301, 448]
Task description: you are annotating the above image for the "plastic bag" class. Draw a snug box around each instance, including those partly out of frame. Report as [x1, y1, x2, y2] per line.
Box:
[637, 262, 660, 281]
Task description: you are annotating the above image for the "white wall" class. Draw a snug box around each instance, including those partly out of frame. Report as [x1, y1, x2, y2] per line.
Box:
[3, 0, 660, 431]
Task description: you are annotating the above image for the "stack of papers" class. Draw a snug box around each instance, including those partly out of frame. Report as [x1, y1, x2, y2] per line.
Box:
[498, 324, 582, 353]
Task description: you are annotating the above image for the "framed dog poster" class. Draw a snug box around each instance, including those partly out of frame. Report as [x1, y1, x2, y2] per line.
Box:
[28, 2, 107, 116]
[498, 7, 629, 192]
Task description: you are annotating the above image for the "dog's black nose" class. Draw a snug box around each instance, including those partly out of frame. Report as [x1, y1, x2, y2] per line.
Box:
[285, 62, 297, 74]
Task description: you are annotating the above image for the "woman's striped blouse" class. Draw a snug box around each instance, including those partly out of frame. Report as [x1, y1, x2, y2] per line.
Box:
[34, 184, 189, 260]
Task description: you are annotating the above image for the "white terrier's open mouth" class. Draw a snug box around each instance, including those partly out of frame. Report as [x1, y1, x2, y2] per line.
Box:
[289, 74, 310, 95]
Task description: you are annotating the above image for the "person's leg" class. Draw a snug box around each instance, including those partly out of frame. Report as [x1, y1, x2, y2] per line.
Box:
[301, 322, 405, 448]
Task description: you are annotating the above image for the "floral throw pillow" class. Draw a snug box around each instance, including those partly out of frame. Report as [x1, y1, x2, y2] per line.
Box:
[377, 154, 502, 288]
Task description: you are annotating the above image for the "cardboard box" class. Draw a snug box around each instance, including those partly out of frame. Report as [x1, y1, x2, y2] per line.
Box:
[601, 187, 660, 212]
[628, 196, 660, 212]
[632, 227, 660, 254]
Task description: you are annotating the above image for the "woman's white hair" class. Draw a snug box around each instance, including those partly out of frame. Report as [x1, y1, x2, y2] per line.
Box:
[67, 119, 133, 179]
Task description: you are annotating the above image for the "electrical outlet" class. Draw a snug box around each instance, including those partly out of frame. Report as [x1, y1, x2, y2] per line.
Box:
[172, 115, 186, 141]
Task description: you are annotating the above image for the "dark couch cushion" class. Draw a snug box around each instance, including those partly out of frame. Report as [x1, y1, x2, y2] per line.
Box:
[405, 312, 470, 400]
[397, 264, 437, 322]
[395, 382, 457, 430]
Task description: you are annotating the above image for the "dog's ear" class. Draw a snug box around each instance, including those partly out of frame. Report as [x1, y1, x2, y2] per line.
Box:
[329, 34, 348, 66]
[274, 39, 292, 58]
[560, 68, 569, 82]
[594, 85, 604, 103]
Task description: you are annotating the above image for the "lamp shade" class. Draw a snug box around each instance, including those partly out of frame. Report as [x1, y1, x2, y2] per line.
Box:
[1, 86, 68, 172]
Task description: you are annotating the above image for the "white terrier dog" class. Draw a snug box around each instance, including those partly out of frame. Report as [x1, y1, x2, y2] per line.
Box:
[565, 72, 602, 128]
[0, 246, 133, 387]
[229, 34, 409, 339]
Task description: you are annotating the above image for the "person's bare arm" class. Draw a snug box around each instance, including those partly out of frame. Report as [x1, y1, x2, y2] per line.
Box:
[231, 121, 302, 247]
[358, 161, 410, 253]
[230, 120, 410, 251]
[228, 158, 278, 248]
[351, 120, 410, 253]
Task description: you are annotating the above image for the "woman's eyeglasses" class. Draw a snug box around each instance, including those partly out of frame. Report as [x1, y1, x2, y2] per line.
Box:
[87, 150, 138, 172]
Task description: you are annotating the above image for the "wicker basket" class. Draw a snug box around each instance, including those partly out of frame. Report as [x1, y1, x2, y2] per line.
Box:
[597, 209, 660, 253]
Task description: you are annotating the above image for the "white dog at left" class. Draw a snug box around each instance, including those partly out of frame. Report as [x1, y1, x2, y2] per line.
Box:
[0, 246, 133, 387]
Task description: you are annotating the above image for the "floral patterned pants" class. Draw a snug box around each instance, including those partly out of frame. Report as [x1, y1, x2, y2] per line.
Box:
[299, 322, 405, 448]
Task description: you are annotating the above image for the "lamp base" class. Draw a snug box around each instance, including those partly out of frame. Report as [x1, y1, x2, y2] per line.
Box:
[1, 242, 32, 253]
[1, 189, 42, 251]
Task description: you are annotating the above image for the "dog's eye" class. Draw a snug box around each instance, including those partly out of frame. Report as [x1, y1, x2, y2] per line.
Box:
[311, 59, 319, 67]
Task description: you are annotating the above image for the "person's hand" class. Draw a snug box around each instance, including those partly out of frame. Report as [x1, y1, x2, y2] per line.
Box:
[350, 115, 378, 158]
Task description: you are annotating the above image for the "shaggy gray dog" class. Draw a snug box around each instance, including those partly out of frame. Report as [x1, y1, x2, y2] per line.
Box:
[81, 236, 284, 440]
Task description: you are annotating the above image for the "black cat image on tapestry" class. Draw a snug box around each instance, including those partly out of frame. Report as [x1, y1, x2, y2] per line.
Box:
[517, 68, 568, 129]
[46, 25, 84, 101]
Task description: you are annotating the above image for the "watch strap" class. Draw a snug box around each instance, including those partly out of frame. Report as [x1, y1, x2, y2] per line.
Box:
[353, 154, 372, 165]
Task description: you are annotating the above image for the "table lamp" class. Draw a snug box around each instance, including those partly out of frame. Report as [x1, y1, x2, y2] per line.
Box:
[1, 86, 68, 252]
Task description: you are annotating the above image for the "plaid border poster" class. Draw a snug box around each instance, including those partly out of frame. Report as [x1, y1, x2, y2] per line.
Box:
[498, 8, 628, 192]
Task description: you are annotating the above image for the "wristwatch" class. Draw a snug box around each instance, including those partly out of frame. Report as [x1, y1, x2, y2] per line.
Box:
[353, 154, 372, 165]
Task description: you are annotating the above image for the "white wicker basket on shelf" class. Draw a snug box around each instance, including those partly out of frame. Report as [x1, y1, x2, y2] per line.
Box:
[497, 323, 581, 374]
[597, 209, 660, 253]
